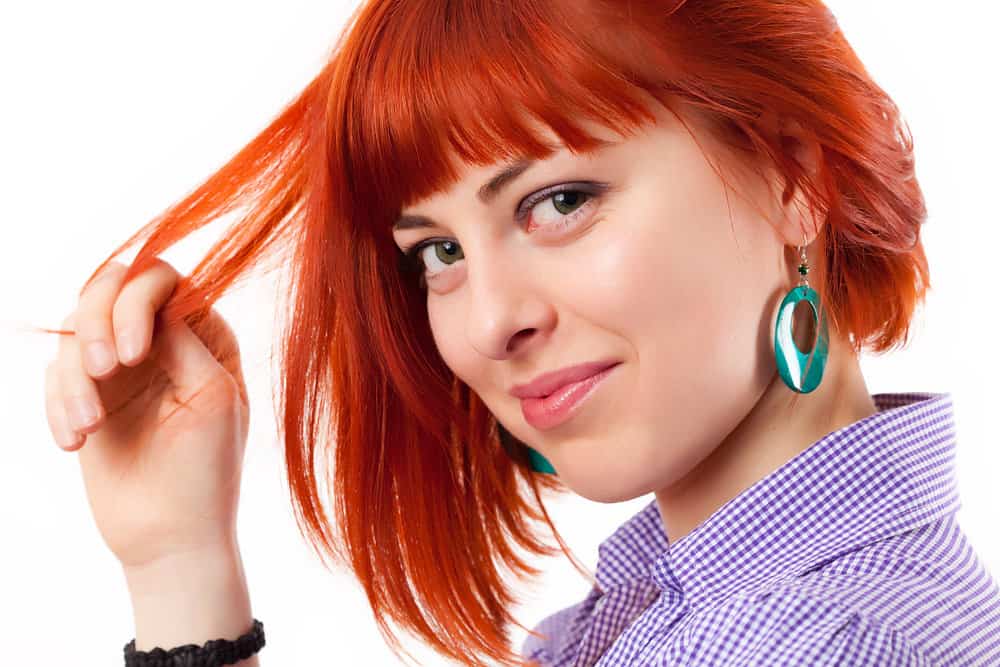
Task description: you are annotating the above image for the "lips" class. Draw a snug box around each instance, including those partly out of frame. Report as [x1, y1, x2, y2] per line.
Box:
[510, 360, 621, 399]
[518, 362, 620, 430]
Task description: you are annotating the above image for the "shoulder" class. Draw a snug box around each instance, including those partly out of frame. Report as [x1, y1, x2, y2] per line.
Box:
[677, 517, 1000, 666]
[674, 586, 931, 666]
[790, 516, 1000, 664]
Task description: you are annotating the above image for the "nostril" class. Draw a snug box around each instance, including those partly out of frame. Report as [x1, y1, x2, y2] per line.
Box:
[506, 328, 536, 354]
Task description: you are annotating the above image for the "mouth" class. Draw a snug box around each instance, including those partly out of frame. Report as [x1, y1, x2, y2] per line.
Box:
[519, 362, 620, 431]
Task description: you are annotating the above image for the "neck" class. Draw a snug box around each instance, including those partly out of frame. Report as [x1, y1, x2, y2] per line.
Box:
[654, 330, 878, 545]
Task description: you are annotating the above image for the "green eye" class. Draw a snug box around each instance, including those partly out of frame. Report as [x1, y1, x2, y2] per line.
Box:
[430, 240, 464, 265]
[401, 239, 464, 288]
[406, 238, 464, 270]
[549, 190, 587, 215]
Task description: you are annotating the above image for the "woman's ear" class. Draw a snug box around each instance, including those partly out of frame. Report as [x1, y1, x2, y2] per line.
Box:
[759, 110, 825, 247]
[779, 116, 822, 183]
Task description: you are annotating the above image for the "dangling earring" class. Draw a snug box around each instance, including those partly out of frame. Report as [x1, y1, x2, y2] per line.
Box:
[497, 422, 557, 475]
[525, 446, 557, 475]
[773, 233, 829, 393]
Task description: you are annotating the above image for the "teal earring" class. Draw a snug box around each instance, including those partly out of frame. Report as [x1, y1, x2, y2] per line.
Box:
[525, 446, 557, 475]
[497, 422, 557, 475]
[773, 237, 829, 393]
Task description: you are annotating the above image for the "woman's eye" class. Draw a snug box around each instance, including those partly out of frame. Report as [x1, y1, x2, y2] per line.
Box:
[412, 239, 465, 279]
[528, 189, 592, 228]
[401, 184, 603, 287]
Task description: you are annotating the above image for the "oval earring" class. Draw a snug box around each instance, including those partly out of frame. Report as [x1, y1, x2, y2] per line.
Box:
[773, 237, 829, 393]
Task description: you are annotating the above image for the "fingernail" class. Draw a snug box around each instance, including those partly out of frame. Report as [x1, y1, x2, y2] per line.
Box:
[69, 396, 100, 429]
[117, 329, 140, 364]
[86, 341, 115, 375]
[58, 414, 82, 449]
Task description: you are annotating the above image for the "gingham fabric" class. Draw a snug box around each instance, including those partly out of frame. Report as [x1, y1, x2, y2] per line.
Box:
[521, 392, 1000, 666]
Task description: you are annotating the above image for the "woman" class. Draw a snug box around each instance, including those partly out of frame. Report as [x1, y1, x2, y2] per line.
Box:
[41, 0, 1000, 665]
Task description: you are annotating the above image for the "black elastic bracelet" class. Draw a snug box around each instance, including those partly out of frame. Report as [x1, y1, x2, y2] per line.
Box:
[123, 618, 265, 667]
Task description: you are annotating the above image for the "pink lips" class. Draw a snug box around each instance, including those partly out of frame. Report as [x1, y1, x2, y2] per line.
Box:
[510, 360, 621, 399]
[518, 362, 620, 430]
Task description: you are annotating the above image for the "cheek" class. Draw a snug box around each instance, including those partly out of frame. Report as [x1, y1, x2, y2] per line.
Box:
[588, 176, 780, 474]
[427, 300, 467, 375]
[580, 186, 730, 347]
[426, 297, 503, 402]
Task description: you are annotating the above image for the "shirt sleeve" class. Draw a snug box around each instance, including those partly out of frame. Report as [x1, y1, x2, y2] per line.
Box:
[673, 588, 931, 666]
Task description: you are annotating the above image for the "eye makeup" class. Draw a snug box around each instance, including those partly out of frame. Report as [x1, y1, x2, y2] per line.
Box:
[398, 180, 612, 286]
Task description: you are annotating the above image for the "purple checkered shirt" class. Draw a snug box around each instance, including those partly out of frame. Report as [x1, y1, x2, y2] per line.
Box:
[521, 392, 1000, 666]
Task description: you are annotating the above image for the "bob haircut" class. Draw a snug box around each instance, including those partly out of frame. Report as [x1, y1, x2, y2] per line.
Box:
[46, 0, 930, 665]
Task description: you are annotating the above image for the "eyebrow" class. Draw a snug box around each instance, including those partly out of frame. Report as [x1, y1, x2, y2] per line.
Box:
[393, 158, 536, 232]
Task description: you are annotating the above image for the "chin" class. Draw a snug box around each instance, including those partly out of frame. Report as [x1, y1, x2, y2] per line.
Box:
[563, 468, 657, 504]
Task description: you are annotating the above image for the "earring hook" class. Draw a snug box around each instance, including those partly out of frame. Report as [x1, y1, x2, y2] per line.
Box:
[797, 231, 810, 288]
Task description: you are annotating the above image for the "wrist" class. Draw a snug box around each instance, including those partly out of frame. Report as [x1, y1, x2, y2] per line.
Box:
[123, 544, 254, 652]
[123, 538, 244, 597]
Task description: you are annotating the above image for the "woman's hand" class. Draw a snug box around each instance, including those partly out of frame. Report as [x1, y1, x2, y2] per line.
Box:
[44, 258, 251, 572]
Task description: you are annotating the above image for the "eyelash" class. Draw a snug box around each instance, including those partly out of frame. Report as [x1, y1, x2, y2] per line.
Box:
[399, 181, 608, 287]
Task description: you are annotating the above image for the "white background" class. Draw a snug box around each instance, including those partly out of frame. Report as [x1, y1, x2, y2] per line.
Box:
[1, 1, 997, 665]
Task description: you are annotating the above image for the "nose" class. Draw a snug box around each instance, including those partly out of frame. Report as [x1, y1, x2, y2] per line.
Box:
[464, 247, 556, 360]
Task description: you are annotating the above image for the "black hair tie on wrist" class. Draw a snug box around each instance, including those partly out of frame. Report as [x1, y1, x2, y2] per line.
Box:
[123, 618, 265, 667]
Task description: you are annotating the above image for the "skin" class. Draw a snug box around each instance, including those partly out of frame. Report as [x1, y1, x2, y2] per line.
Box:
[393, 97, 879, 545]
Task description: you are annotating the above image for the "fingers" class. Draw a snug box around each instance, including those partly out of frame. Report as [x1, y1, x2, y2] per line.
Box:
[49, 256, 184, 451]
[73, 257, 182, 378]
[109, 257, 181, 368]
[107, 259, 233, 393]
[57, 311, 105, 439]
[73, 261, 130, 378]
[154, 311, 234, 396]
[44, 359, 83, 451]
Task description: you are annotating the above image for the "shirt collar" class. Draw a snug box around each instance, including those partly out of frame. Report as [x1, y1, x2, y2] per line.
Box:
[593, 392, 960, 607]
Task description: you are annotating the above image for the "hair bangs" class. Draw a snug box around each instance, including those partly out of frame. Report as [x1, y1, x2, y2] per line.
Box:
[333, 0, 671, 242]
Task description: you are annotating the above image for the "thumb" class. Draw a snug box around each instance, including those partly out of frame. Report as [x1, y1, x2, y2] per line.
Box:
[151, 312, 232, 396]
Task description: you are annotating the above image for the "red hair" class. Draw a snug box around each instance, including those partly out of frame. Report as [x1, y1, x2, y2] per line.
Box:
[37, 0, 930, 664]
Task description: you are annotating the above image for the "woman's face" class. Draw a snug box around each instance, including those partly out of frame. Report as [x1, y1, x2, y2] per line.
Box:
[393, 101, 814, 503]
